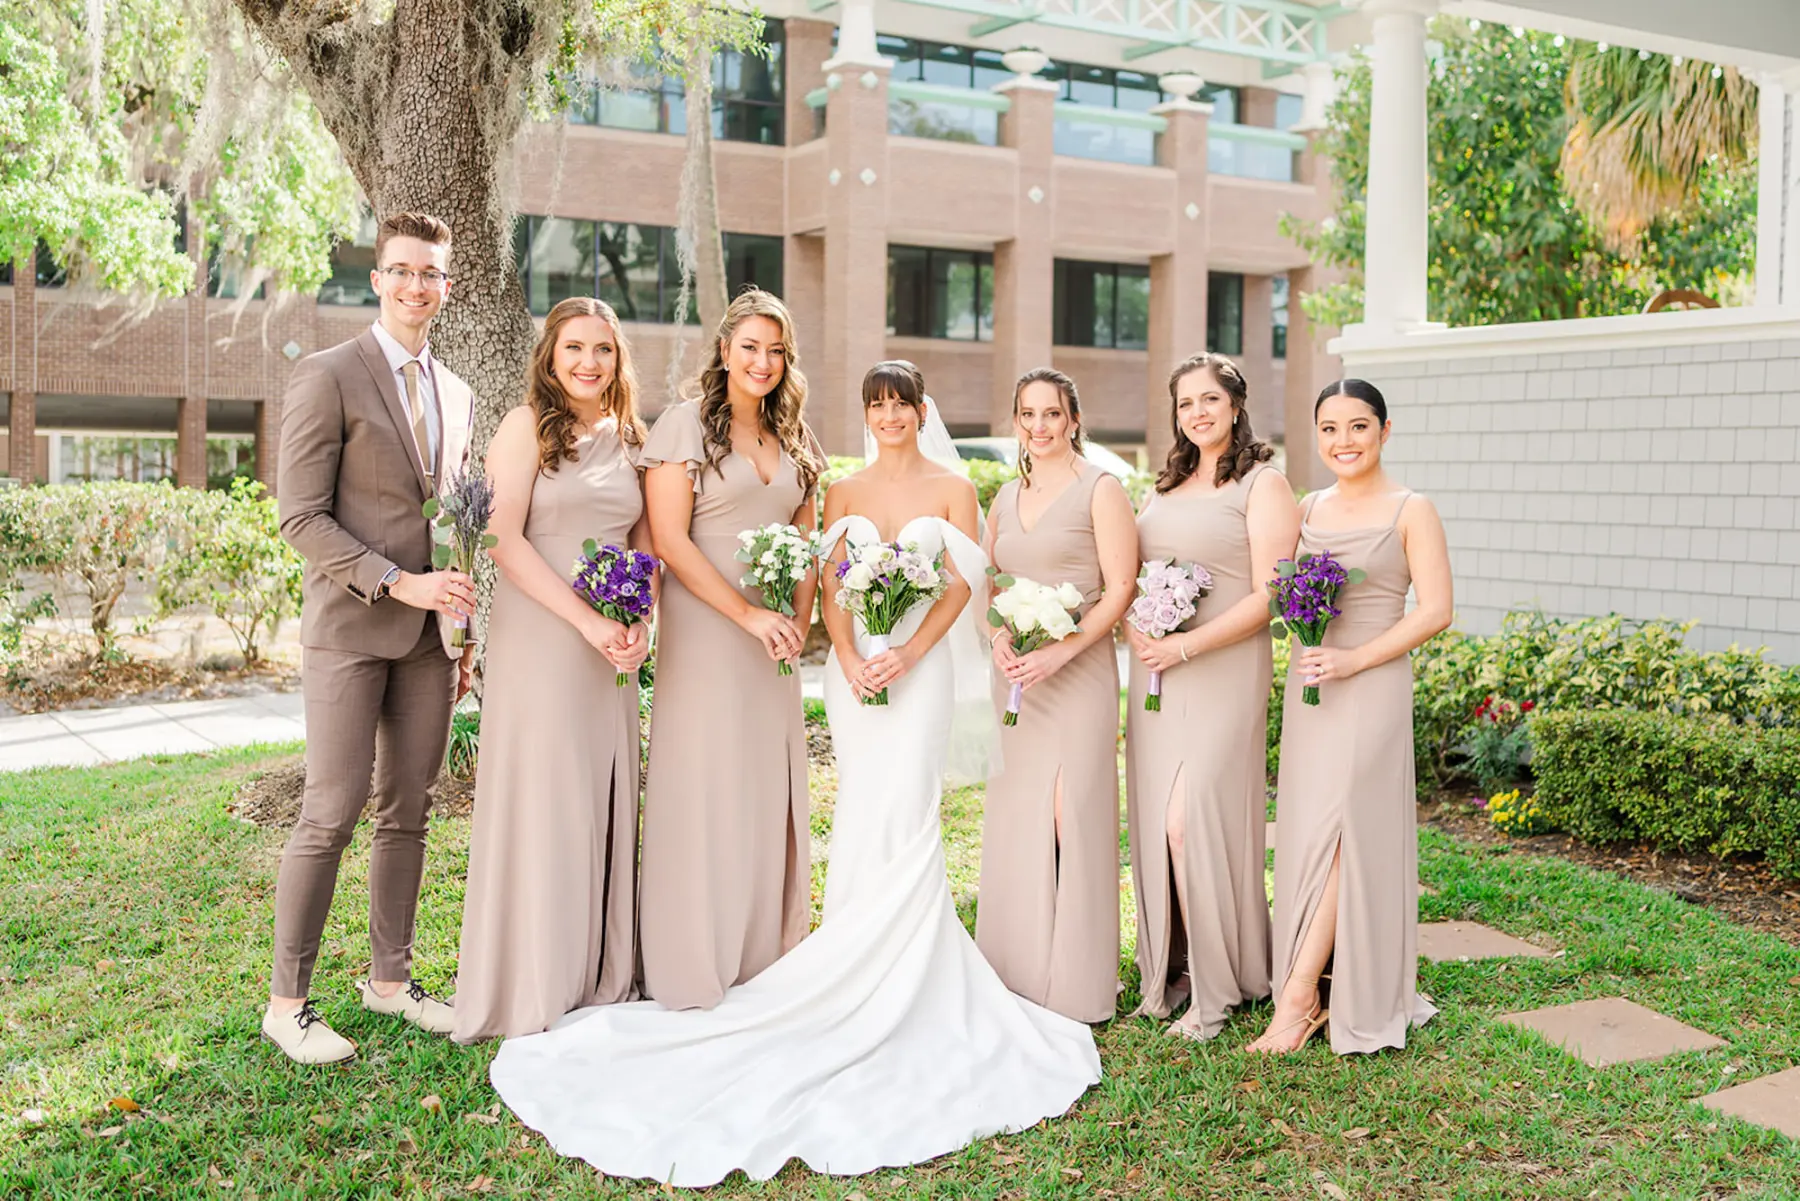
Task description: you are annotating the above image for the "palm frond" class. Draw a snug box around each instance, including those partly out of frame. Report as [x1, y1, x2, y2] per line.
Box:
[1561, 46, 1757, 253]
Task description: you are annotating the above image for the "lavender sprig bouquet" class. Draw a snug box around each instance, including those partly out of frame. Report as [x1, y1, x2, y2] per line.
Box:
[736, 523, 821, 676]
[571, 541, 659, 685]
[1126, 559, 1214, 712]
[833, 540, 948, 705]
[1268, 550, 1366, 706]
[423, 469, 497, 648]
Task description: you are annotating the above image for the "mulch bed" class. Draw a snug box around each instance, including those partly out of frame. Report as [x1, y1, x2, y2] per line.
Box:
[1422, 794, 1800, 948]
[229, 756, 475, 828]
[3, 655, 299, 715]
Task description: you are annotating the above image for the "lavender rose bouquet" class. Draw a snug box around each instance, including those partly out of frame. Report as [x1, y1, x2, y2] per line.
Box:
[423, 469, 496, 649]
[1268, 550, 1365, 706]
[1126, 559, 1214, 712]
[571, 540, 659, 685]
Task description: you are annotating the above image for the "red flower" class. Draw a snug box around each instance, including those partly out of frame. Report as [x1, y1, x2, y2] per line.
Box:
[1521, 700, 1535, 713]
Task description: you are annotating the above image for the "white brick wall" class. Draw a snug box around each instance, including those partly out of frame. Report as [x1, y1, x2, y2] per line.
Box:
[1345, 328, 1800, 661]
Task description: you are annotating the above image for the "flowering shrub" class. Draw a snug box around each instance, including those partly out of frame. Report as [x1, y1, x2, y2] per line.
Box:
[1464, 694, 1536, 793]
[18, 481, 173, 657]
[1485, 788, 1552, 837]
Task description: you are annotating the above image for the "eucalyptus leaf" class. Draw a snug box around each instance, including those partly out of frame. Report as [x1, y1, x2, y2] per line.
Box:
[431, 545, 453, 570]
[481, 534, 499, 549]
[1271, 622, 1290, 641]
[582, 538, 598, 558]
[422, 498, 441, 519]
[993, 573, 1015, 589]
[987, 607, 1004, 629]
[1346, 567, 1368, 586]
[1268, 598, 1284, 619]
[1276, 561, 1296, 579]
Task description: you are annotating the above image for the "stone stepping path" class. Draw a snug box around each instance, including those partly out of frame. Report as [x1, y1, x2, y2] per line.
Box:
[1418, 921, 1552, 962]
[1698, 1066, 1800, 1139]
[1498, 997, 1726, 1068]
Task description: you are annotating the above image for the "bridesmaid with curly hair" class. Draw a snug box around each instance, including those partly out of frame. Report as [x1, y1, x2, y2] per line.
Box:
[638, 289, 826, 1011]
[455, 297, 655, 1042]
[1124, 353, 1298, 1041]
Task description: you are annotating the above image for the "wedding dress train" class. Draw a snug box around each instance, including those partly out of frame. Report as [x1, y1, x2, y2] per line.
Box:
[487, 516, 1101, 1187]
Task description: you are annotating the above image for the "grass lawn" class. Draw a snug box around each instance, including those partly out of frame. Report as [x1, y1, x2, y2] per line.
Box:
[3, 745, 1799, 1199]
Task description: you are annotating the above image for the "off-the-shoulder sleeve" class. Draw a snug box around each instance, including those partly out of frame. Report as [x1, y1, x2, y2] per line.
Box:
[641, 401, 708, 492]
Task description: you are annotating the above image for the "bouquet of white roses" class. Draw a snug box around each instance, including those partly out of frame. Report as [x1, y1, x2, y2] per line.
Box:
[986, 573, 1083, 726]
[833, 540, 948, 705]
[736, 523, 822, 676]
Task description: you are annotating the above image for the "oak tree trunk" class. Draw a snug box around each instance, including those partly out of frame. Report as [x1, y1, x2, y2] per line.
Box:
[682, 27, 729, 336]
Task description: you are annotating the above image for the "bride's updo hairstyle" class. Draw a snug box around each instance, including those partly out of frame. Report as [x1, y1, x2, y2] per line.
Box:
[862, 360, 927, 413]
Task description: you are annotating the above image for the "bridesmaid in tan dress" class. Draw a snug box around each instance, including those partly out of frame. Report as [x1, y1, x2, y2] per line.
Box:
[455, 298, 654, 1043]
[1123, 354, 1299, 1040]
[977, 368, 1138, 1024]
[1252, 378, 1453, 1055]
[639, 290, 824, 1011]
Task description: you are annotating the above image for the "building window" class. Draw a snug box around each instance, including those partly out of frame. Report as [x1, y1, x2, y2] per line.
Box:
[319, 214, 379, 306]
[888, 245, 993, 341]
[1053, 260, 1149, 350]
[1275, 92, 1305, 130]
[570, 19, 784, 145]
[877, 35, 1005, 145]
[1272, 275, 1289, 360]
[514, 216, 784, 321]
[1208, 272, 1244, 356]
[33, 240, 66, 289]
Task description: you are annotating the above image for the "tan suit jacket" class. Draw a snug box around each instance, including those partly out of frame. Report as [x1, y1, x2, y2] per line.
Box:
[277, 329, 475, 660]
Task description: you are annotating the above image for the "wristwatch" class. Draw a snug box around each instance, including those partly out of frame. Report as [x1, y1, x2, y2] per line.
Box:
[373, 565, 402, 601]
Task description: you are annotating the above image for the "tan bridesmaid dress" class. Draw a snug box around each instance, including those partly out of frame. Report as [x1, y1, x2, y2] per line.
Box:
[454, 420, 644, 1043]
[1124, 464, 1273, 1036]
[976, 459, 1121, 1024]
[637, 400, 812, 1011]
[1270, 489, 1437, 1054]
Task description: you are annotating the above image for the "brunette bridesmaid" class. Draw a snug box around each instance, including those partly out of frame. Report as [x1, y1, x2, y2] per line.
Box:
[1251, 378, 1451, 1055]
[977, 368, 1137, 1024]
[638, 289, 824, 1011]
[1123, 353, 1299, 1040]
[455, 298, 654, 1042]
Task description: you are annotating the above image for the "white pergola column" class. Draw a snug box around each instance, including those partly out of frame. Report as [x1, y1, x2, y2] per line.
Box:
[1756, 69, 1800, 306]
[824, 0, 883, 68]
[1291, 59, 1338, 133]
[1354, 0, 1438, 335]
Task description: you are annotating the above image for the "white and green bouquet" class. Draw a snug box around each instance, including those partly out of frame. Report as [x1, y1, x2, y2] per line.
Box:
[736, 522, 822, 676]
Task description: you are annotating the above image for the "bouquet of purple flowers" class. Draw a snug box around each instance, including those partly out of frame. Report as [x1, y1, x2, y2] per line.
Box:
[571, 540, 659, 685]
[1126, 559, 1214, 712]
[1268, 550, 1365, 706]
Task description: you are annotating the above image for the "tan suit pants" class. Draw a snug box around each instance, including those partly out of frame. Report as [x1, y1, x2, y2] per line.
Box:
[271, 624, 455, 998]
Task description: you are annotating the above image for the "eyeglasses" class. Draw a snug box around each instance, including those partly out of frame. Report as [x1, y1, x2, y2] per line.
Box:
[377, 266, 450, 289]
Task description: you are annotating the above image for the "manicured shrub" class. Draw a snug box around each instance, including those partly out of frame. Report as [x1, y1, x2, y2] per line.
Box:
[1533, 709, 1800, 879]
[7, 480, 173, 657]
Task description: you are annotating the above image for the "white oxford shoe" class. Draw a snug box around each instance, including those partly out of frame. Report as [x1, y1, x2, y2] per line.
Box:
[262, 1001, 357, 1065]
[357, 979, 455, 1035]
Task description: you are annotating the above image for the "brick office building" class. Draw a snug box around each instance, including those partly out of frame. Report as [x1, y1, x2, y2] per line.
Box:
[0, 0, 1354, 489]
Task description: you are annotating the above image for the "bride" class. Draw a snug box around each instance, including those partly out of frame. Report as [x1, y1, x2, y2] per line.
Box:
[487, 360, 1101, 1186]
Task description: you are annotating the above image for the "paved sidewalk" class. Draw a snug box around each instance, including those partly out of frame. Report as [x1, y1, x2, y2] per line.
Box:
[0, 692, 305, 773]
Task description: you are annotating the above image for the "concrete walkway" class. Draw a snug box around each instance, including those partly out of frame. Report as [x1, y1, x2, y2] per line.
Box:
[0, 692, 306, 772]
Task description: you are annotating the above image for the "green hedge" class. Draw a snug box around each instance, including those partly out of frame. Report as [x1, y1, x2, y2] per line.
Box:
[1534, 709, 1800, 880]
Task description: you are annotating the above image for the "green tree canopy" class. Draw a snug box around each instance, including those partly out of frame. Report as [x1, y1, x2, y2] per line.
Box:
[1285, 18, 1756, 330]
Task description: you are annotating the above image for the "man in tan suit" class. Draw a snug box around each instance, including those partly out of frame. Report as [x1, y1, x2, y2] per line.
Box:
[264, 212, 477, 1064]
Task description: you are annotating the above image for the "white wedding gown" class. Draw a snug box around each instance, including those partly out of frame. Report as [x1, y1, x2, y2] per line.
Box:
[488, 515, 1101, 1187]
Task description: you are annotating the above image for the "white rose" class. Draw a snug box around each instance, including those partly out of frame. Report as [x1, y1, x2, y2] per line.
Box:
[1055, 582, 1083, 609]
[845, 562, 875, 590]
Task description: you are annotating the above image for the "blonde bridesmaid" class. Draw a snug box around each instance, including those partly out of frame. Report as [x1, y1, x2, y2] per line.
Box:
[977, 368, 1137, 1024]
[1123, 353, 1298, 1040]
[455, 298, 654, 1042]
[1251, 378, 1452, 1055]
[638, 290, 824, 1011]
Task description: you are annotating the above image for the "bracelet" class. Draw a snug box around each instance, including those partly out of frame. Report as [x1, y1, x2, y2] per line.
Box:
[1179, 640, 1190, 663]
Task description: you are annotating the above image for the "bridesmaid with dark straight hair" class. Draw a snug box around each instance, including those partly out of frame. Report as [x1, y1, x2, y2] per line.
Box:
[1252, 378, 1452, 1055]
[637, 289, 825, 1012]
[1124, 352, 1298, 1040]
[977, 367, 1138, 1024]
